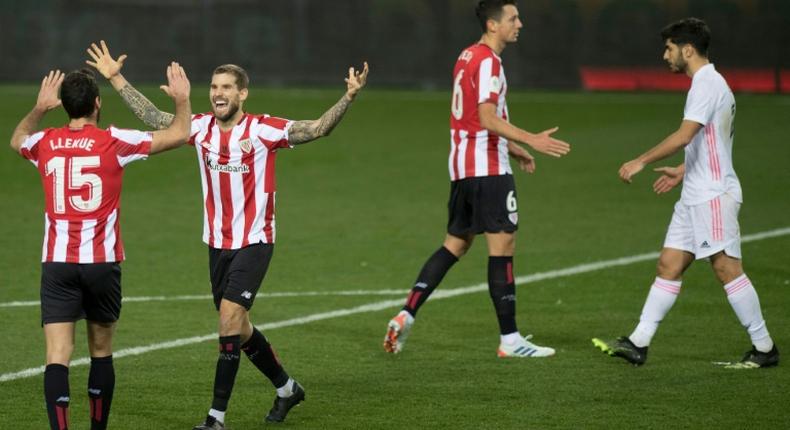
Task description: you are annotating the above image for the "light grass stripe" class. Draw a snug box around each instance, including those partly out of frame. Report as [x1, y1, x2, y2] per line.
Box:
[1, 226, 788, 383]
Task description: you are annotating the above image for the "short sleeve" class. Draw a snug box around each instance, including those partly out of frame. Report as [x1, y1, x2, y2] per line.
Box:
[110, 126, 153, 167]
[256, 116, 294, 150]
[187, 113, 207, 146]
[477, 56, 502, 105]
[683, 80, 715, 126]
[19, 131, 46, 166]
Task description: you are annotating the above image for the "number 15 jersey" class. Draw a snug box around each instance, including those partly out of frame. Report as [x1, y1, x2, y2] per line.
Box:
[20, 125, 152, 263]
[449, 43, 511, 181]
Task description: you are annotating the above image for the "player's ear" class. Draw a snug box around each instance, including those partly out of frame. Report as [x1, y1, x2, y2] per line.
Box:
[239, 88, 249, 102]
[95, 96, 101, 110]
[682, 44, 693, 59]
[486, 18, 497, 34]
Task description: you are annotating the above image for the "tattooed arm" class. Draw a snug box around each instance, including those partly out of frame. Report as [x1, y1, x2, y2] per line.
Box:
[288, 62, 369, 145]
[116, 81, 175, 130]
[86, 40, 175, 130]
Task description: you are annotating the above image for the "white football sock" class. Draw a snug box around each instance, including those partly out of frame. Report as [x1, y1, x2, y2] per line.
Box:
[208, 408, 225, 423]
[724, 274, 774, 352]
[501, 332, 522, 345]
[629, 277, 681, 348]
[276, 378, 295, 398]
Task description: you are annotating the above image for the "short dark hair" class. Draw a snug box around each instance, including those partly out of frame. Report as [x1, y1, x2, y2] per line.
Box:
[475, 0, 517, 32]
[213, 64, 249, 90]
[661, 17, 711, 57]
[60, 69, 99, 119]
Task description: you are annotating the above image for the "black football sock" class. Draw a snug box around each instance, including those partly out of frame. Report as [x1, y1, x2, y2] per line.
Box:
[402, 246, 458, 316]
[88, 355, 115, 430]
[210, 335, 241, 414]
[241, 328, 289, 388]
[44, 364, 70, 430]
[488, 256, 518, 335]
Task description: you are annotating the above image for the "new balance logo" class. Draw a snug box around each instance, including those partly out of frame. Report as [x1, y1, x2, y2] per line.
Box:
[56, 396, 70, 402]
[219, 352, 240, 361]
[700, 241, 711, 249]
[88, 388, 101, 395]
[241, 290, 252, 299]
[414, 282, 428, 289]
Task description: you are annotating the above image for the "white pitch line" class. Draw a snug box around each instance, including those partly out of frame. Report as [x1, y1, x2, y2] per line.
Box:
[0, 290, 412, 309]
[1, 226, 788, 383]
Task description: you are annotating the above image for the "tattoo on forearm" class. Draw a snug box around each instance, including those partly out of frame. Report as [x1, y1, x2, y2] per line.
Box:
[288, 96, 352, 145]
[118, 84, 175, 130]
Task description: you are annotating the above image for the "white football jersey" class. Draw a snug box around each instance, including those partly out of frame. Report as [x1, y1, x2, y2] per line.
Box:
[681, 64, 742, 205]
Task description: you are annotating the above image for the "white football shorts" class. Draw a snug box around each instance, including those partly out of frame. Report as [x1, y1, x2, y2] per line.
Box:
[663, 193, 741, 260]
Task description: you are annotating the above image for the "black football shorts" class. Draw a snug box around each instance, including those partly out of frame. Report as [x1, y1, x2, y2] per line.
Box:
[447, 174, 519, 237]
[40, 262, 122, 325]
[208, 242, 274, 310]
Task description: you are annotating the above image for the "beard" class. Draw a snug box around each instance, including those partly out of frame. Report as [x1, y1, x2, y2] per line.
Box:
[213, 101, 240, 122]
[668, 56, 687, 74]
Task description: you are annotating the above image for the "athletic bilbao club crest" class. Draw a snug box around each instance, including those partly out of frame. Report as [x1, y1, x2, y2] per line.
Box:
[508, 212, 518, 225]
[239, 139, 252, 153]
[200, 141, 212, 150]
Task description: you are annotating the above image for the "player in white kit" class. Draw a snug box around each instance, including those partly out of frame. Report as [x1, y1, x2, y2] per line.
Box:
[593, 18, 778, 369]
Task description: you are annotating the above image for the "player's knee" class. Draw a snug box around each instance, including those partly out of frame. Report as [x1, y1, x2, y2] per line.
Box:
[451, 243, 471, 257]
[218, 303, 247, 336]
[656, 258, 682, 280]
[444, 238, 472, 257]
[88, 338, 113, 356]
[711, 255, 742, 284]
[46, 343, 74, 365]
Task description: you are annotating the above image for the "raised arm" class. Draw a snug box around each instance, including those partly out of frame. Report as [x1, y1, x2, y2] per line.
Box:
[86, 40, 175, 130]
[10, 70, 64, 152]
[288, 62, 369, 145]
[618, 120, 701, 184]
[148, 62, 191, 154]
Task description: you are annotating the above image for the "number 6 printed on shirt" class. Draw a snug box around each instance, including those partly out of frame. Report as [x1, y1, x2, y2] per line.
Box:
[451, 70, 465, 120]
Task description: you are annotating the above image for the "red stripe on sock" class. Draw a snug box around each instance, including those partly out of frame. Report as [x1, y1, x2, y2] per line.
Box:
[407, 291, 422, 309]
[506, 261, 514, 284]
[95, 398, 103, 422]
[56, 405, 68, 430]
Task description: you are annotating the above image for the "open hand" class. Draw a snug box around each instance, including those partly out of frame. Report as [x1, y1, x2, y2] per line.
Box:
[529, 126, 570, 158]
[345, 62, 369, 100]
[159, 62, 190, 101]
[35, 70, 64, 112]
[86, 40, 127, 80]
[652, 166, 683, 194]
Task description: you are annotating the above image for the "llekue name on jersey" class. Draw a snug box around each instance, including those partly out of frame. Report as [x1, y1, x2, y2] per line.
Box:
[49, 137, 95, 151]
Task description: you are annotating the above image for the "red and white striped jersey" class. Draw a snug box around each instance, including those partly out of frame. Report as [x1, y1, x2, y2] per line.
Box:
[19, 124, 152, 263]
[189, 113, 293, 249]
[449, 43, 511, 181]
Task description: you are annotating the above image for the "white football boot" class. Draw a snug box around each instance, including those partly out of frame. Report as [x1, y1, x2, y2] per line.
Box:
[497, 334, 556, 358]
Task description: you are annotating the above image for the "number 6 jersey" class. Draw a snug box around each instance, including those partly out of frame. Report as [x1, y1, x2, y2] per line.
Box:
[20, 124, 152, 263]
[449, 43, 511, 181]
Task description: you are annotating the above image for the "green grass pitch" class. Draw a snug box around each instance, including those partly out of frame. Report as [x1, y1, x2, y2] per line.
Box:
[0, 85, 788, 429]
